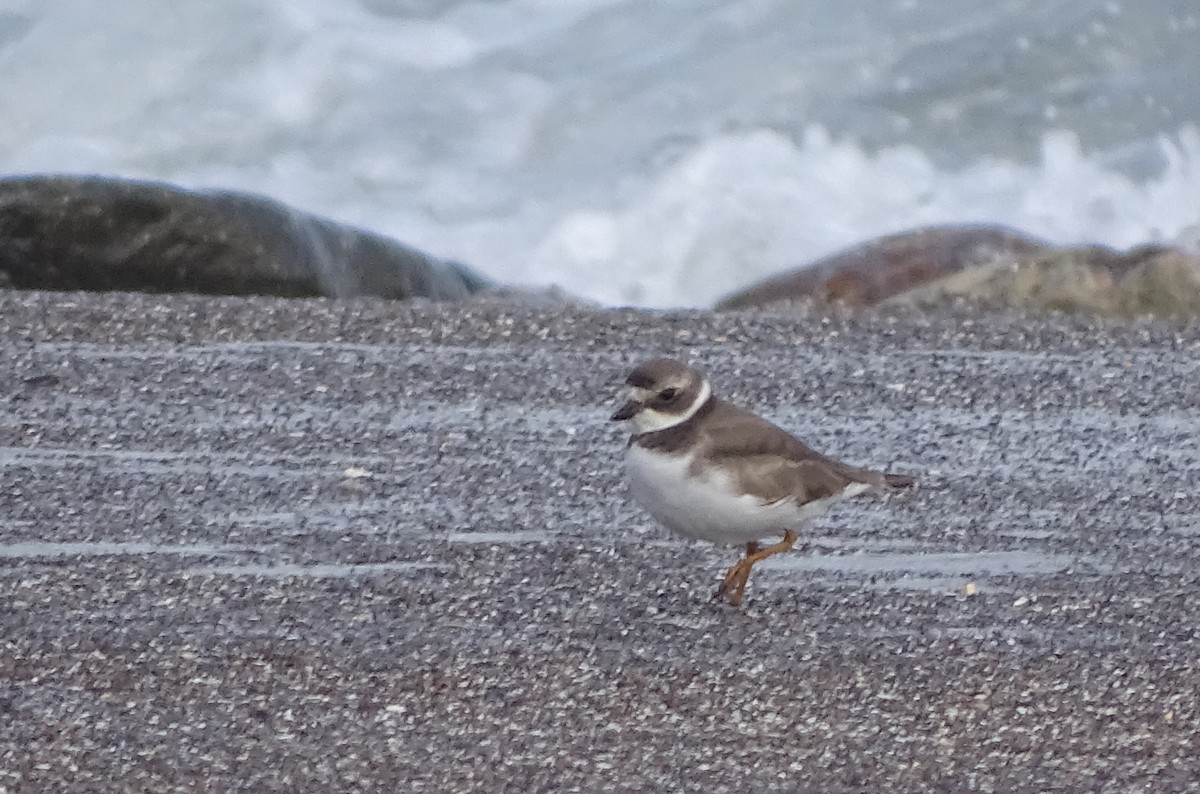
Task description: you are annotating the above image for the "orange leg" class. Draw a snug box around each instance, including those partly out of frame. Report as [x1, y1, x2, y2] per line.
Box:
[716, 542, 758, 596]
[713, 530, 799, 606]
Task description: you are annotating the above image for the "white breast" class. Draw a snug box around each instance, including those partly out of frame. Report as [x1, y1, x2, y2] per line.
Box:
[623, 445, 861, 546]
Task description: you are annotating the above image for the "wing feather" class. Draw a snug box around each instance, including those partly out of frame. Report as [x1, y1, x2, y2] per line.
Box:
[697, 401, 890, 506]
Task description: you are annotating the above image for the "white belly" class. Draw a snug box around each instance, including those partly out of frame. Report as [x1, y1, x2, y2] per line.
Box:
[623, 445, 863, 545]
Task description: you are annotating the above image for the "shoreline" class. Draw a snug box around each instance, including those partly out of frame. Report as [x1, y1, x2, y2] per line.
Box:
[2, 289, 1199, 790]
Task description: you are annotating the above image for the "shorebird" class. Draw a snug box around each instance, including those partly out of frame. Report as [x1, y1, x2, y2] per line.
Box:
[611, 357, 915, 606]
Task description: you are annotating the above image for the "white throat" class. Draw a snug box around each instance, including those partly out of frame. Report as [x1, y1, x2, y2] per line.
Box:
[627, 380, 712, 435]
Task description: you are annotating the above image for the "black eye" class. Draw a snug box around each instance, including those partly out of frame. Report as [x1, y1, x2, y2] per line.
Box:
[659, 387, 679, 401]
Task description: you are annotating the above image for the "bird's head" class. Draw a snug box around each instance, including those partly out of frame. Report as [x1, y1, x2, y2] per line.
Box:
[610, 357, 712, 434]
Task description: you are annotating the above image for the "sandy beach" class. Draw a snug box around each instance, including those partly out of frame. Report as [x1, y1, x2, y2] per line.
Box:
[2, 289, 1199, 791]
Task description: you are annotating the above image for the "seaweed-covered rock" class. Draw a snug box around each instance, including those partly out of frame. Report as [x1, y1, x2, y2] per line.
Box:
[714, 222, 1200, 318]
[0, 175, 490, 300]
[888, 244, 1200, 317]
[1115, 248, 1200, 317]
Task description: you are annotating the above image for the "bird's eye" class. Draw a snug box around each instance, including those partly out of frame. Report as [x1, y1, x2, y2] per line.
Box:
[659, 387, 679, 401]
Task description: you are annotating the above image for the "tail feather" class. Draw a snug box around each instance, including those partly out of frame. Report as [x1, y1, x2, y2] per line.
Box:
[883, 472, 917, 490]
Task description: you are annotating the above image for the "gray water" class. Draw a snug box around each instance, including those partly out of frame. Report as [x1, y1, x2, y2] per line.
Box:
[1, 0, 1198, 305]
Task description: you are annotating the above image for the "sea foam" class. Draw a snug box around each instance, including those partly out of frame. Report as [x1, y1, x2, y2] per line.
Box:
[1, 0, 1197, 306]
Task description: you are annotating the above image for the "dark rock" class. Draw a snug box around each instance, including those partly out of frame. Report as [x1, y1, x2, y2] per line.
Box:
[713, 224, 1052, 310]
[0, 174, 491, 300]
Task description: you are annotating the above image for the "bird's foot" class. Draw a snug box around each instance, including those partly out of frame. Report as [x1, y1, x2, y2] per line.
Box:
[713, 559, 752, 606]
[711, 531, 800, 607]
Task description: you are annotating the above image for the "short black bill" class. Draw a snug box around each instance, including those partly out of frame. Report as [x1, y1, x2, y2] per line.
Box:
[610, 400, 640, 421]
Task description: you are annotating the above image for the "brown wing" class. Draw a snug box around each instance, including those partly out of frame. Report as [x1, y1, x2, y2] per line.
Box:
[697, 399, 891, 506]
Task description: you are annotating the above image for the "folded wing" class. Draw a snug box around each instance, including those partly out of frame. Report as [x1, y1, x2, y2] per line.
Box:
[698, 400, 901, 507]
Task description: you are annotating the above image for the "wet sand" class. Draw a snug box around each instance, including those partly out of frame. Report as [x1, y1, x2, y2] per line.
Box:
[2, 290, 1199, 791]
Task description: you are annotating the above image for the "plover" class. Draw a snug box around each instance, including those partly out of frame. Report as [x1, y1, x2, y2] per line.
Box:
[611, 357, 915, 606]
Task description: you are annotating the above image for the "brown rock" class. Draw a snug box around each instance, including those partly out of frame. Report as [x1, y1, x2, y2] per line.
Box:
[713, 224, 1052, 310]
